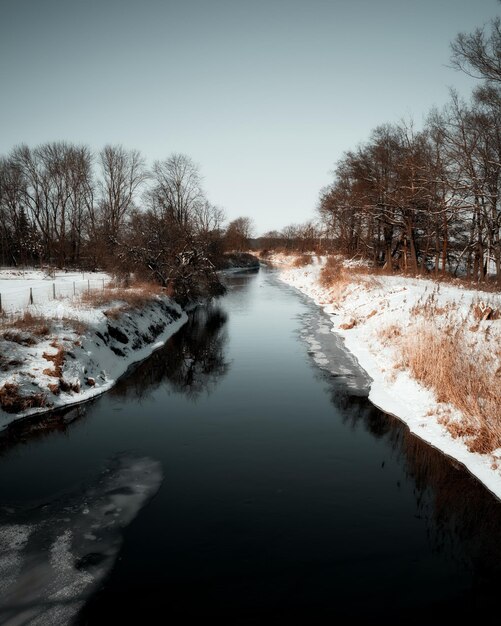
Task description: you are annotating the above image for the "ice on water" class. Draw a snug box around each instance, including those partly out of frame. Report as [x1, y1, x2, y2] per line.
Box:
[300, 309, 372, 396]
[0, 455, 162, 625]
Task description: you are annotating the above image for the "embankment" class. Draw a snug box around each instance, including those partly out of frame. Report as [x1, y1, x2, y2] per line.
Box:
[0, 294, 187, 427]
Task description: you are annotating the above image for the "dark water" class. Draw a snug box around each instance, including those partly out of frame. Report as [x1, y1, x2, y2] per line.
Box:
[1, 268, 501, 624]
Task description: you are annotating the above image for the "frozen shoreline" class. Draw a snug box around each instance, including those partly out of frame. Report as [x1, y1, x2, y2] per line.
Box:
[274, 258, 501, 502]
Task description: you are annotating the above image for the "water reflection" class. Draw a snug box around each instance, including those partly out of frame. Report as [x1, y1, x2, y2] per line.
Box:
[0, 305, 230, 454]
[329, 379, 501, 579]
[110, 304, 230, 401]
[0, 405, 88, 457]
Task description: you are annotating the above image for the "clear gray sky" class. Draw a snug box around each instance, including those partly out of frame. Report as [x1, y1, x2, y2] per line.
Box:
[0, 0, 499, 234]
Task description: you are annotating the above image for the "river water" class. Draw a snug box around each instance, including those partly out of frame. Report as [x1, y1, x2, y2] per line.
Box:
[1, 268, 501, 624]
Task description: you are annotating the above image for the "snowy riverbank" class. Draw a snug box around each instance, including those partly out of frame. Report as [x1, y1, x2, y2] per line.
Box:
[273, 255, 501, 501]
[0, 289, 187, 427]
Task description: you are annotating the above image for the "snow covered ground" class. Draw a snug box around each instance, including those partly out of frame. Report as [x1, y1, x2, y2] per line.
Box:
[0, 285, 187, 428]
[272, 254, 501, 501]
[0, 268, 110, 313]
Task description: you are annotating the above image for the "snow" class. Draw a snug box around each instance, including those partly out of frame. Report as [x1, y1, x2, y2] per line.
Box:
[0, 454, 162, 625]
[0, 268, 110, 313]
[273, 254, 501, 501]
[0, 284, 188, 427]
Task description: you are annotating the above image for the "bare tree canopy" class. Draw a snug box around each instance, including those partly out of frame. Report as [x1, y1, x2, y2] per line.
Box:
[149, 154, 204, 228]
[225, 217, 254, 251]
[451, 17, 501, 82]
[99, 145, 148, 238]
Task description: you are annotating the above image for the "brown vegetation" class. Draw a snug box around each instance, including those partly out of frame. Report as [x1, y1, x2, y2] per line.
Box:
[292, 254, 312, 268]
[395, 325, 501, 454]
[376, 289, 501, 454]
[318, 256, 371, 301]
[79, 282, 163, 311]
[319, 256, 347, 288]
[42, 345, 65, 378]
[472, 301, 500, 321]
[379, 314, 501, 453]
[0, 383, 47, 413]
[339, 319, 357, 330]
[0, 311, 50, 338]
[61, 318, 88, 335]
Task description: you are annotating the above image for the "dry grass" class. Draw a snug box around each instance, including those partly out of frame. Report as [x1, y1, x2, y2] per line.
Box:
[319, 256, 348, 289]
[398, 325, 501, 454]
[319, 253, 501, 454]
[409, 292, 458, 320]
[319, 255, 371, 301]
[379, 287, 501, 453]
[61, 317, 88, 335]
[79, 282, 164, 310]
[103, 307, 122, 320]
[0, 311, 50, 338]
[378, 324, 402, 345]
[433, 271, 501, 293]
[292, 254, 312, 268]
[0, 383, 47, 413]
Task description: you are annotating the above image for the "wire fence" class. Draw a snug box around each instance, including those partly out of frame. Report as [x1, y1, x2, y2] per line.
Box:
[0, 278, 109, 315]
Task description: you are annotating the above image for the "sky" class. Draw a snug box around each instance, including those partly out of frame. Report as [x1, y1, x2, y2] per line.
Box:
[0, 0, 499, 234]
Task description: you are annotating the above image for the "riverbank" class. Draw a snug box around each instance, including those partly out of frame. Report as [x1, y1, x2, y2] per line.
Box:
[271, 253, 501, 500]
[0, 284, 187, 427]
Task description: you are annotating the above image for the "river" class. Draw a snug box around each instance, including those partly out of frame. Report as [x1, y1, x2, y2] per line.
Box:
[1, 267, 501, 624]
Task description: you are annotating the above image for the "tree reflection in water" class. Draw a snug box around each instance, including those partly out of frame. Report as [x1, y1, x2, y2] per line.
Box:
[328, 381, 501, 591]
[0, 403, 87, 456]
[111, 304, 230, 401]
[0, 305, 229, 453]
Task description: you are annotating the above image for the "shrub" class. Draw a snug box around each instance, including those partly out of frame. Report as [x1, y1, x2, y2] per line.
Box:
[292, 254, 312, 268]
[0, 383, 47, 413]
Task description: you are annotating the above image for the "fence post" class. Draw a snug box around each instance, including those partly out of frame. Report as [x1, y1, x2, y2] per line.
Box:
[29, 287, 33, 305]
[102, 278, 105, 290]
[53, 282, 56, 299]
[0, 293, 2, 313]
[73, 282, 76, 296]
[88, 279, 90, 293]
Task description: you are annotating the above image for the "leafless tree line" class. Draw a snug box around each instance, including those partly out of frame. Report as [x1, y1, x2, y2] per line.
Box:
[316, 16, 501, 282]
[259, 221, 323, 253]
[0, 143, 255, 298]
[0, 147, 217, 264]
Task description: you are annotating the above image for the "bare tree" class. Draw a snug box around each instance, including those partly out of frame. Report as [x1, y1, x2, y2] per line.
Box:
[193, 201, 225, 237]
[99, 145, 148, 240]
[224, 217, 254, 251]
[149, 154, 204, 229]
[451, 17, 501, 82]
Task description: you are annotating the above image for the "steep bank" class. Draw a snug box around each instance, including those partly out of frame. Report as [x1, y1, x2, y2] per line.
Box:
[0, 294, 187, 427]
[272, 254, 501, 501]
